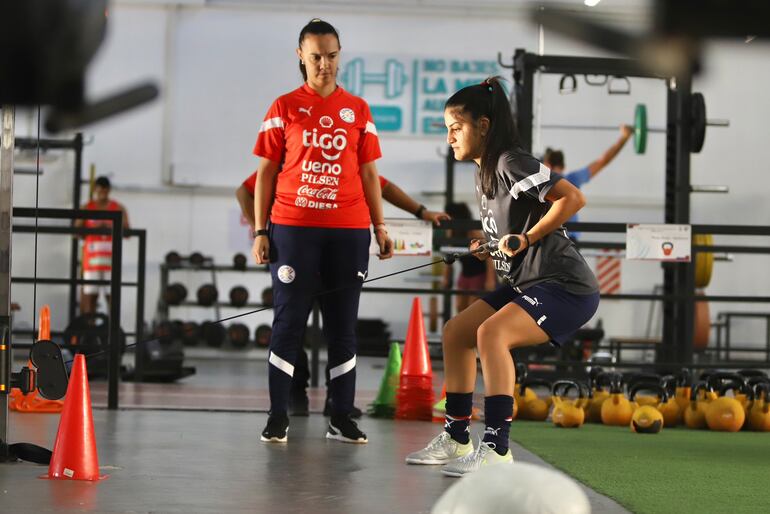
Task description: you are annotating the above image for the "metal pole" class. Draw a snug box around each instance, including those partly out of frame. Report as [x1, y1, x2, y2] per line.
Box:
[135, 230, 146, 382]
[0, 106, 15, 455]
[107, 211, 123, 410]
[69, 133, 84, 323]
[444, 146, 454, 206]
[513, 49, 534, 153]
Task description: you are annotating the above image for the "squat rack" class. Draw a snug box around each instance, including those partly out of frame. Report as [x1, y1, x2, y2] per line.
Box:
[505, 49, 698, 368]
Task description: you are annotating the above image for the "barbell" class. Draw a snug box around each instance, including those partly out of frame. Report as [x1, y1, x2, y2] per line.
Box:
[540, 94, 729, 155]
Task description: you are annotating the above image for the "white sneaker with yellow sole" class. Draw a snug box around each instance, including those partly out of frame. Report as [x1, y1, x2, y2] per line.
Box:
[405, 431, 474, 465]
[440, 439, 513, 477]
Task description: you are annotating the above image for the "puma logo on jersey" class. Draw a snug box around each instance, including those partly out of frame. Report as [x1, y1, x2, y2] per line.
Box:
[357, 271, 368, 280]
[299, 106, 313, 116]
[522, 295, 541, 307]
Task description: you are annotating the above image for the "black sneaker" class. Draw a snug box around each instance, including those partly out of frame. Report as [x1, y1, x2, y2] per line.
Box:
[323, 397, 363, 419]
[260, 413, 289, 443]
[326, 414, 368, 444]
[289, 394, 310, 417]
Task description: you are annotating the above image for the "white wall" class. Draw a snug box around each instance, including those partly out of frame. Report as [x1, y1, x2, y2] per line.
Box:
[9, 1, 770, 352]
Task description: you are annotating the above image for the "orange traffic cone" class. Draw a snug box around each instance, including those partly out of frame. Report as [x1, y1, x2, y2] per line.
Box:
[11, 305, 64, 413]
[396, 297, 434, 420]
[43, 354, 107, 481]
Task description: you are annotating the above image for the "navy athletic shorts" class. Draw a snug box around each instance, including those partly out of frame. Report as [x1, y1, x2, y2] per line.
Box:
[481, 282, 600, 346]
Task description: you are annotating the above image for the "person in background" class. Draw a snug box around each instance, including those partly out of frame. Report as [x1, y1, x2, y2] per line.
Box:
[442, 202, 496, 314]
[75, 176, 130, 315]
[543, 125, 632, 238]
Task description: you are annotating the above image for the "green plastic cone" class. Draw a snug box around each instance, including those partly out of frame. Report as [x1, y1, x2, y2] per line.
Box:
[432, 395, 447, 422]
[368, 342, 402, 418]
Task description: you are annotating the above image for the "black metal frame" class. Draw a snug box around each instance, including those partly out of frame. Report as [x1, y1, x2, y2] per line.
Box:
[11, 207, 145, 410]
[14, 135, 85, 325]
[506, 49, 707, 369]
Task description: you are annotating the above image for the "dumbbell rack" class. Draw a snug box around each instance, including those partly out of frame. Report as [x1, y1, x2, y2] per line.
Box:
[156, 260, 271, 323]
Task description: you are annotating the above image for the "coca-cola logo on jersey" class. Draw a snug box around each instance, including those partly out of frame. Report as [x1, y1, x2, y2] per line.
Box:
[302, 128, 348, 161]
[297, 185, 338, 200]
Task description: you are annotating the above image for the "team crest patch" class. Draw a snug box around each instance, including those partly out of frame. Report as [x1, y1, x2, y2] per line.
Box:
[277, 265, 296, 284]
[339, 108, 355, 123]
[319, 115, 333, 128]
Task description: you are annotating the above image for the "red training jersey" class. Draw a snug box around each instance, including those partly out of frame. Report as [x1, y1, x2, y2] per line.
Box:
[82, 200, 122, 272]
[252, 84, 382, 228]
[241, 170, 388, 196]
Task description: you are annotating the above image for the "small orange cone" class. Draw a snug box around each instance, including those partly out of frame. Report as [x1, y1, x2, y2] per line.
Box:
[43, 354, 107, 481]
[396, 297, 434, 421]
[11, 305, 64, 413]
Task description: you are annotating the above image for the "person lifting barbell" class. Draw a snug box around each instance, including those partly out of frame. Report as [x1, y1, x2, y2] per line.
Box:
[543, 124, 633, 239]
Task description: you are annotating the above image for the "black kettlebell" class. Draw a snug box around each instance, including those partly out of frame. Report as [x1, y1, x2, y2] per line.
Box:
[228, 323, 251, 349]
[196, 284, 219, 306]
[233, 253, 247, 271]
[255, 324, 272, 347]
[201, 321, 226, 348]
[229, 286, 249, 307]
[163, 283, 188, 306]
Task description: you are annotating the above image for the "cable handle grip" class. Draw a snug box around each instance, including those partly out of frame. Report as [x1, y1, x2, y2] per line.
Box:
[443, 236, 523, 265]
[478, 236, 521, 254]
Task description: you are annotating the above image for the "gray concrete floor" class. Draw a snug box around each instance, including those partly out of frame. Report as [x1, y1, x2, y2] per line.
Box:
[2, 410, 629, 514]
[3, 354, 629, 513]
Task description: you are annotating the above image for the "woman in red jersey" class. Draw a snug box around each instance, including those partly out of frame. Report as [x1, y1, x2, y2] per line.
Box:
[252, 19, 392, 444]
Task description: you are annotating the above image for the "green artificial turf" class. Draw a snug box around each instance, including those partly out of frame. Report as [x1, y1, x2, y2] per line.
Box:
[510, 421, 770, 514]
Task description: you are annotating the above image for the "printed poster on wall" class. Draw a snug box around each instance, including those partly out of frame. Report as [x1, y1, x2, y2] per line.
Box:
[370, 219, 433, 256]
[339, 54, 504, 137]
[626, 224, 691, 261]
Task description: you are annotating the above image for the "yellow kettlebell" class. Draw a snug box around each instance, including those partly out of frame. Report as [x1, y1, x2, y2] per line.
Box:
[743, 375, 770, 429]
[513, 363, 533, 420]
[683, 382, 715, 429]
[626, 373, 664, 408]
[517, 378, 552, 421]
[629, 383, 667, 434]
[586, 371, 612, 423]
[706, 373, 747, 432]
[674, 369, 692, 413]
[658, 375, 681, 428]
[551, 380, 587, 428]
[749, 382, 770, 432]
[601, 373, 634, 426]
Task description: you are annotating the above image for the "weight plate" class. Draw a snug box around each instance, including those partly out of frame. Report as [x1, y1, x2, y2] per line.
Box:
[691, 92, 706, 153]
[694, 233, 713, 288]
[634, 104, 647, 154]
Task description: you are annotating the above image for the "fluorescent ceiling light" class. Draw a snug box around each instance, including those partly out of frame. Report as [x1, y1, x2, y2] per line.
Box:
[584, 0, 602, 6]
